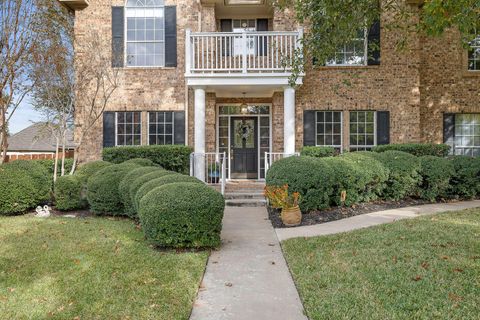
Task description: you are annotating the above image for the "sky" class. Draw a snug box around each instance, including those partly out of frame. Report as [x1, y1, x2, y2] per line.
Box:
[9, 98, 43, 134]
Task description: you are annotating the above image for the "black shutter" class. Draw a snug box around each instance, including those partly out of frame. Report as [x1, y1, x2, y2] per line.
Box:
[221, 19, 233, 57]
[165, 6, 177, 67]
[303, 111, 316, 146]
[257, 19, 268, 56]
[376, 111, 390, 145]
[367, 20, 381, 66]
[103, 112, 116, 148]
[443, 113, 456, 153]
[173, 111, 185, 145]
[112, 7, 124, 68]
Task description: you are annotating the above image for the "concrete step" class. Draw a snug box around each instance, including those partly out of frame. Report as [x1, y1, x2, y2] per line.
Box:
[224, 193, 265, 200]
[225, 199, 267, 207]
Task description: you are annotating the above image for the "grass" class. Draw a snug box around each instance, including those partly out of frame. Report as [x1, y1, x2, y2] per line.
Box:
[282, 209, 480, 320]
[0, 215, 208, 320]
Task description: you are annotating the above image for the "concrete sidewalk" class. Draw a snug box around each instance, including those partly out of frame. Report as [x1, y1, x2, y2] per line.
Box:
[276, 200, 480, 241]
[190, 207, 307, 320]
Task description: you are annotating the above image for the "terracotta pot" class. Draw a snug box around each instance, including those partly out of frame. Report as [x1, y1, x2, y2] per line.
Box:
[281, 206, 302, 227]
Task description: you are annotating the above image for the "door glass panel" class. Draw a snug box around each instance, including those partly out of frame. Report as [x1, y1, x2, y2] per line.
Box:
[234, 119, 255, 148]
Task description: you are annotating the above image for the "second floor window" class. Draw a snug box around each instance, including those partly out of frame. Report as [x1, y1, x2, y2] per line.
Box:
[326, 29, 368, 66]
[126, 0, 165, 67]
[468, 35, 480, 71]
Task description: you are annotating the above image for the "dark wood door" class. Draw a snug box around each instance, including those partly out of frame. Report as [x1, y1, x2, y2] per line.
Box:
[231, 117, 258, 179]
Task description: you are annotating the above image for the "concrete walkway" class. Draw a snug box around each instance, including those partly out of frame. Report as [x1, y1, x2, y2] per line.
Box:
[190, 207, 307, 320]
[276, 200, 480, 241]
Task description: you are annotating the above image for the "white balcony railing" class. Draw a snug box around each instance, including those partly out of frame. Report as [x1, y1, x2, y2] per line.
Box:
[186, 29, 303, 75]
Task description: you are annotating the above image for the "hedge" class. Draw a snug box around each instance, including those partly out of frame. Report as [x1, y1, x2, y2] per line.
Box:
[134, 174, 203, 211]
[4, 160, 51, 204]
[119, 166, 161, 217]
[35, 158, 74, 178]
[448, 156, 480, 199]
[54, 175, 86, 211]
[87, 163, 141, 215]
[0, 166, 39, 215]
[417, 156, 454, 201]
[103, 145, 192, 174]
[138, 182, 225, 248]
[121, 158, 157, 167]
[266, 156, 334, 212]
[76, 160, 112, 182]
[372, 143, 450, 157]
[300, 146, 337, 158]
[128, 170, 176, 211]
[371, 151, 421, 200]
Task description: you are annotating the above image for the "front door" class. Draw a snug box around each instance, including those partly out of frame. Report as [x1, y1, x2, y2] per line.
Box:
[231, 117, 258, 179]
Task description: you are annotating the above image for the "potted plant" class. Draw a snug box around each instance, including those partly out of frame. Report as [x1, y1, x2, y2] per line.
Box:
[264, 184, 302, 227]
[208, 162, 220, 184]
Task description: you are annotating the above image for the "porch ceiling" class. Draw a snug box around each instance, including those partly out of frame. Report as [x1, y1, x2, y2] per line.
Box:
[201, 0, 273, 18]
[206, 84, 281, 98]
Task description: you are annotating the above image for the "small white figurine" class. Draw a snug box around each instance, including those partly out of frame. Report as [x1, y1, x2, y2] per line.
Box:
[35, 205, 51, 218]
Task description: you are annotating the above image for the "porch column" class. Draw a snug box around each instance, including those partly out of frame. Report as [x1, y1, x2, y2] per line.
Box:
[284, 86, 296, 154]
[194, 87, 206, 182]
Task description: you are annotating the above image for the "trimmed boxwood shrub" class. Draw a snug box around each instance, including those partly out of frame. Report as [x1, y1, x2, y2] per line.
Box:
[35, 158, 74, 178]
[5, 160, 51, 203]
[134, 174, 202, 211]
[119, 166, 161, 217]
[300, 146, 337, 158]
[87, 163, 141, 215]
[121, 158, 156, 167]
[138, 182, 225, 248]
[372, 143, 450, 157]
[54, 175, 86, 211]
[0, 166, 39, 215]
[76, 160, 112, 181]
[266, 156, 334, 212]
[417, 156, 454, 201]
[371, 151, 421, 200]
[103, 145, 192, 174]
[129, 170, 175, 209]
[447, 156, 480, 199]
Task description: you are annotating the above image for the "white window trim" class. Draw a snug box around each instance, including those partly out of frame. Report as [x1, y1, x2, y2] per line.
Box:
[326, 28, 368, 67]
[115, 111, 142, 146]
[147, 111, 175, 145]
[349, 110, 377, 150]
[124, 1, 166, 68]
[468, 35, 480, 71]
[453, 113, 480, 156]
[315, 111, 343, 152]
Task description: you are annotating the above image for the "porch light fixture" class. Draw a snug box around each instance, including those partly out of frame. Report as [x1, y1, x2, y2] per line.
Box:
[241, 93, 248, 114]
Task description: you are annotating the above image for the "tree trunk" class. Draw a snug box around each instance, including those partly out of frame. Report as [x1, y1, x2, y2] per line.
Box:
[61, 128, 66, 176]
[53, 137, 60, 183]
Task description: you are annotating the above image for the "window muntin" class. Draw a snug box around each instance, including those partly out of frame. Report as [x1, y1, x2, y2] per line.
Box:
[326, 29, 368, 66]
[316, 111, 342, 149]
[125, 0, 165, 67]
[468, 36, 480, 71]
[454, 114, 480, 156]
[116, 112, 142, 146]
[148, 111, 174, 145]
[349, 111, 376, 151]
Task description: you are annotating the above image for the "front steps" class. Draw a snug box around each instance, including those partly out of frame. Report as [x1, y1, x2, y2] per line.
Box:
[222, 181, 266, 207]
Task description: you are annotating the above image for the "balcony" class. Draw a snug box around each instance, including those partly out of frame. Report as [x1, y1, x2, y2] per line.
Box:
[185, 29, 304, 88]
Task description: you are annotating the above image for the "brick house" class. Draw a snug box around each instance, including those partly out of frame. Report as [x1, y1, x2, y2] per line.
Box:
[61, 0, 479, 182]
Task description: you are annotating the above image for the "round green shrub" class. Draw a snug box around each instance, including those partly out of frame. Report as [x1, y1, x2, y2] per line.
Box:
[372, 151, 421, 200]
[300, 146, 337, 158]
[266, 156, 334, 212]
[138, 182, 225, 248]
[54, 175, 86, 211]
[340, 152, 389, 202]
[447, 156, 480, 199]
[134, 174, 202, 211]
[417, 156, 454, 201]
[4, 160, 51, 203]
[76, 160, 112, 182]
[0, 166, 39, 215]
[129, 170, 175, 209]
[119, 166, 161, 217]
[121, 158, 156, 167]
[87, 163, 141, 215]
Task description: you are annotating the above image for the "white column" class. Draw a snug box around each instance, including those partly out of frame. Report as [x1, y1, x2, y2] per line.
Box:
[284, 86, 296, 155]
[194, 87, 206, 182]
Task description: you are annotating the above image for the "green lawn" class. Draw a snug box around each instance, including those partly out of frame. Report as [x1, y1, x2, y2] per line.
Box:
[283, 209, 480, 320]
[0, 215, 208, 319]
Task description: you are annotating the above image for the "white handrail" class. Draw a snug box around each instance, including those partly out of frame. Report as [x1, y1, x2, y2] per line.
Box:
[264, 152, 300, 175]
[190, 152, 227, 195]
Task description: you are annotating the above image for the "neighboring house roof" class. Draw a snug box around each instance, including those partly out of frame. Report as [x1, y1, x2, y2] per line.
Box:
[8, 123, 75, 152]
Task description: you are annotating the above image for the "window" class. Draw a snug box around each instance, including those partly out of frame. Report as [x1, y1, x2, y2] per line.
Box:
[316, 111, 342, 149]
[148, 111, 174, 145]
[116, 112, 142, 146]
[454, 114, 480, 156]
[326, 29, 368, 66]
[125, 0, 165, 67]
[468, 35, 480, 71]
[233, 19, 256, 56]
[349, 111, 376, 151]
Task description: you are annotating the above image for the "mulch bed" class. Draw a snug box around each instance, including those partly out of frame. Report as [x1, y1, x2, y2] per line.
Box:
[268, 198, 454, 229]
